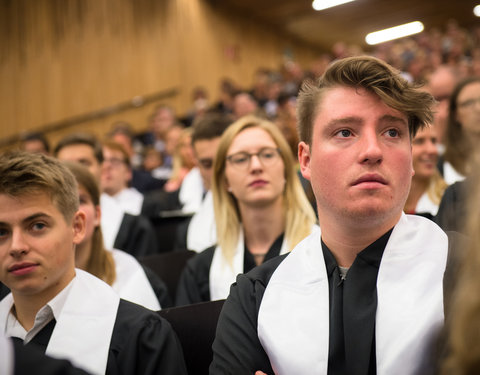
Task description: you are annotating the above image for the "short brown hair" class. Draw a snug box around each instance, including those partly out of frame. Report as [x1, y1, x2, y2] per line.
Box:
[0, 151, 79, 221]
[297, 56, 435, 145]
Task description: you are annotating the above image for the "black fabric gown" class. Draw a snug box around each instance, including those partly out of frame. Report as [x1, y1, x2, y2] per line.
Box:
[16, 299, 187, 375]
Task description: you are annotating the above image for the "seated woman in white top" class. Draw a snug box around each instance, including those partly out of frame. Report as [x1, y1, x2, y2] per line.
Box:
[404, 124, 447, 219]
[65, 162, 165, 310]
[176, 115, 318, 306]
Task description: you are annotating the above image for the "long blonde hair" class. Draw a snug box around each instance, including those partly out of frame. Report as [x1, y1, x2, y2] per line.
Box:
[426, 170, 448, 206]
[211, 116, 317, 266]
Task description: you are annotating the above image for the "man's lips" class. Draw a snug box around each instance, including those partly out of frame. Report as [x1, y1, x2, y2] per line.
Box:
[352, 174, 387, 186]
[8, 262, 38, 276]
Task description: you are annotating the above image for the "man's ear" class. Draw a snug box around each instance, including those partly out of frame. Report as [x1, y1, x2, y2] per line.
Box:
[72, 210, 86, 245]
[298, 141, 312, 181]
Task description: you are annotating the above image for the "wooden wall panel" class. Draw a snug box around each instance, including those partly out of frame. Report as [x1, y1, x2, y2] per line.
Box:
[0, 0, 322, 150]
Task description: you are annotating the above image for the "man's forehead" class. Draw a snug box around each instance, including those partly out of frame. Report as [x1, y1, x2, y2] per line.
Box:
[194, 138, 221, 155]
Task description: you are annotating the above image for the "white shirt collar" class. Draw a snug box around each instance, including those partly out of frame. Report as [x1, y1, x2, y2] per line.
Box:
[5, 276, 75, 343]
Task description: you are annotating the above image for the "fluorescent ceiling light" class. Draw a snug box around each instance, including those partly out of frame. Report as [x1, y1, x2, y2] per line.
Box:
[312, 0, 355, 11]
[365, 21, 424, 45]
[474, 5, 480, 17]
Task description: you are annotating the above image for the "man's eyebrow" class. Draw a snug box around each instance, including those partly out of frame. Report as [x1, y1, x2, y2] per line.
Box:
[22, 213, 51, 223]
[379, 114, 407, 125]
[0, 213, 50, 228]
[324, 117, 363, 130]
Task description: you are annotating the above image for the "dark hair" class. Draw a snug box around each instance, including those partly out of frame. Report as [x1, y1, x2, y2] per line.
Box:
[297, 56, 435, 145]
[21, 132, 50, 153]
[54, 132, 104, 163]
[191, 112, 234, 144]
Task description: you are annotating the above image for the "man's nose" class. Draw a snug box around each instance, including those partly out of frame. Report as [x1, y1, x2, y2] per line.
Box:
[9, 230, 29, 257]
[359, 132, 383, 164]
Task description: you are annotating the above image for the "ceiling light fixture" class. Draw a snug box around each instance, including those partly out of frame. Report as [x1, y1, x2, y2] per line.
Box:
[365, 21, 424, 45]
[474, 5, 480, 17]
[312, 0, 355, 11]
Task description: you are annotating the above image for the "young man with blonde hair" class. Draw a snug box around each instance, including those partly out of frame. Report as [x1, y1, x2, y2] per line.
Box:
[0, 151, 186, 375]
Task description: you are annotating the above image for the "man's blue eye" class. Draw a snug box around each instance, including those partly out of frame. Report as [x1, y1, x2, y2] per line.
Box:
[338, 129, 351, 137]
[387, 129, 399, 137]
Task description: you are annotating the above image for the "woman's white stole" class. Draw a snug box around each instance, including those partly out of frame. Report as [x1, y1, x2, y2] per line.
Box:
[209, 230, 289, 301]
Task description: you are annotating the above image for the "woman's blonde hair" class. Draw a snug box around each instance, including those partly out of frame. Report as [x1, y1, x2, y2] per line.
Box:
[211, 115, 317, 266]
[426, 170, 448, 206]
[64, 161, 116, 286]
[441, 151, 480, 375]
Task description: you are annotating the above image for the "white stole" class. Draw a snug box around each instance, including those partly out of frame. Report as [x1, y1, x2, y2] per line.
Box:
[258, 214, 448, 375]
[111, 248, 161, 310]
[209, 230, 290, 301]
[100, 193, 124, 250]
[415, 191, 440, 216]
[0, 269, 120, 375]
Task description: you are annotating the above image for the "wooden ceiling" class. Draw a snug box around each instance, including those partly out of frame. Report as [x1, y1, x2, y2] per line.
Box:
[208, 0, 479, 52]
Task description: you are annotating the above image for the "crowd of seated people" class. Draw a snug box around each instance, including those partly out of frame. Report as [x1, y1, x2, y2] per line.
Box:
[1, 17, 480, 374]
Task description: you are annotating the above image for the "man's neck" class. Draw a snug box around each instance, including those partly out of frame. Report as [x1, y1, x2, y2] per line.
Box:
[11, 271, 75, 331]
[320, 213, 400, 267]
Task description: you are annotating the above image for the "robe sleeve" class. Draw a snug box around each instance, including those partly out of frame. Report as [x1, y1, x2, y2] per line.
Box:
[12, 338, 91, 375]
[175, 247, 215, 306]
[107, 300, 187, 375]
[209, 255, 287, 375]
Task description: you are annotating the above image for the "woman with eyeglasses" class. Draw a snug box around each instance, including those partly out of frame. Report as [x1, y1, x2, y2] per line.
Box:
[438, 76, 480, 184]
[176, 116, 318, 306]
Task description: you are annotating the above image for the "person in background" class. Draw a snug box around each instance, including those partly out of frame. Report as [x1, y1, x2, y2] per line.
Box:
[439, 77, 480, 185]
[0, 151, 186, 375]
[101, 140, 144, 216]
[55, 133, 158, 257]
[106, 122, 165, 193]
[424, 65, 458, 149]
[183, 112, 233, 253]
[404, 124, 447, 219]
[20, 132, 51, 155]
[209, 56, 459, 375]
[65, 161, 168, 310]
[176, 116, 318, 306]
[163, 128, 196, 192]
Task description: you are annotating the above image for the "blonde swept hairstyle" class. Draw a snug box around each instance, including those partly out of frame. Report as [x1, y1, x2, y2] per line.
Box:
[64, 161, 117, 286]
[211, 115, 317, 267]
[0, 151, 79, 222]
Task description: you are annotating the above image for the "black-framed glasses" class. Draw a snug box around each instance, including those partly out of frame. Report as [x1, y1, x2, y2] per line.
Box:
[226, 147, 281, 170]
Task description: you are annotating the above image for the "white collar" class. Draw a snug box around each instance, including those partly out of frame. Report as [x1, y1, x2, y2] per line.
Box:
[0, 269, 120, 375]
[5, 276, 74, 343]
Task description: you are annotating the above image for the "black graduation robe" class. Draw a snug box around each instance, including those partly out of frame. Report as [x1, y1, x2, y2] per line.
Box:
[175, 235, 284, 306]
[20, 299, 187, 375]
[209, 226, 461, 375]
